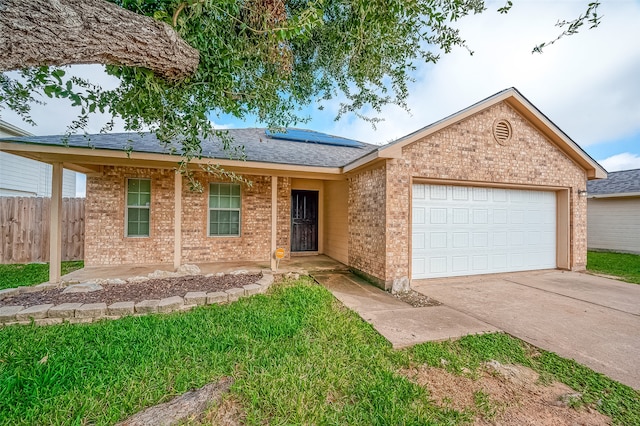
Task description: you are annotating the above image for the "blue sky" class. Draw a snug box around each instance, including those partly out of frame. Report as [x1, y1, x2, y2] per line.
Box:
[2, 0, 640, 197]
[210, 0, 640, 172]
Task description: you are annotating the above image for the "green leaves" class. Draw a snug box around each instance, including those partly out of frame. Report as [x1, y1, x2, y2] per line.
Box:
[497, 1, 512, 14]
[2, 0, 484, 140]
[0, 0, 603, 171]
[533, 1, 601, 53]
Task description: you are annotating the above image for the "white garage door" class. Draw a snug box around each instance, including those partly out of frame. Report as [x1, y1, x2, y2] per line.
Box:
[412, 184, 556, 279]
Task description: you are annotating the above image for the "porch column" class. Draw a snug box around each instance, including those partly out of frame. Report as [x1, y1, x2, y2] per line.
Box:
[174, 171, 182, 270]
[49, 162, 63, 283]
[271, 176, 278, 271]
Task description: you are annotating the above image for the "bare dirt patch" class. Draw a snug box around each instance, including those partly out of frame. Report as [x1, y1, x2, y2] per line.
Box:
[199, 396, 246, 426]
[1, 274, 261, 307]
[393, 289, 442, 307]
[400, 362, 611, 426]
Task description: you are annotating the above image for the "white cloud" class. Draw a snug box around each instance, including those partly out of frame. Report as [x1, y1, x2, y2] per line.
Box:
[212, 122, 236, 130]
[598, 153, 640, 172]
[1, 65, 128, 136]
[329, 1, 640, 149]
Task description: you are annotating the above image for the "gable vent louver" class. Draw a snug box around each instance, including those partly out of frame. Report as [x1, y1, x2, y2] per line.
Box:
[493, 119, 512, 145]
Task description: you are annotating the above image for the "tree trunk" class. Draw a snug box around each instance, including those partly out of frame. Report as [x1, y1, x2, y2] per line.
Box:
[0, 0, 199, 80]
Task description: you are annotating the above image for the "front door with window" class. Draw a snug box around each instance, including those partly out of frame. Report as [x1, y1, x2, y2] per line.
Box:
[291, 190, 318, 252]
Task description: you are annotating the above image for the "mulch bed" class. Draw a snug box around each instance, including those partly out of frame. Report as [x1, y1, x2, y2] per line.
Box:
[1, 273, 262, 307]
[393, 289, 442, 307]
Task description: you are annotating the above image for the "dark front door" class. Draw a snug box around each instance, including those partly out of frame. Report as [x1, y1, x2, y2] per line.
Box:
[291, 190, 318, 252]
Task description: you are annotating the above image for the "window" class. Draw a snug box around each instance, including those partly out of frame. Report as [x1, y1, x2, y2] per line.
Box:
[209, 183, 241, 236]
[126, 178, 150, 237]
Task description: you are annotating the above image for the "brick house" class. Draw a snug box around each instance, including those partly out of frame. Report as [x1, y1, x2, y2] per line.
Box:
[0, 88, 606, 289]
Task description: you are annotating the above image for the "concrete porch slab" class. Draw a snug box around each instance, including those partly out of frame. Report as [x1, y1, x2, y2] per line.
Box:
[62, 255, 348, 283]
[313, 272, 499, 348]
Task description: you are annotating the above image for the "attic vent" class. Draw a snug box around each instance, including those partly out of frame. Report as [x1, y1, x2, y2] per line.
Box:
[493, 119, 513, 145]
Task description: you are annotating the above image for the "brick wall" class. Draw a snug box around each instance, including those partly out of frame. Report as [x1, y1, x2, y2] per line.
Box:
[86, 168, 279, 266]
[85, 166, 175, 266]
[348, 165, 387, 285]
[349, 101, 587, 287]
[385, 159, 411, 284]
[277, 177, 291, 258]
[180, 172, 271, 262]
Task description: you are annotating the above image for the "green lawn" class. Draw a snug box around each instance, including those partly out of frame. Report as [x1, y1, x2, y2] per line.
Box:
[587, 251, 640, 284]
[1, 278, 638, 425]
[0, 261, 84, 290]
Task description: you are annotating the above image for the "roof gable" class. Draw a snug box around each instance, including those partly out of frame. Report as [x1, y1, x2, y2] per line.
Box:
[345, 88, 606, 179]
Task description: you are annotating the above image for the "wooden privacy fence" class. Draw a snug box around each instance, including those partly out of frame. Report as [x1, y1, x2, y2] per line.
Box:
[0, 197, 85, 264]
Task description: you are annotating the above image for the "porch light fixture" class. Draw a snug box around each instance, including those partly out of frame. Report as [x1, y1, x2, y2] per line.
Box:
[577, 190, 588, 197]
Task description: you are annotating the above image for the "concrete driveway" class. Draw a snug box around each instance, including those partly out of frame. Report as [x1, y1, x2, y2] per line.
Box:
[413, 270, 640, 390]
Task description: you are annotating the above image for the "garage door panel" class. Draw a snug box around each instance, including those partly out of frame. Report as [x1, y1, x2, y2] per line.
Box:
[413, 207, 426, 224]
[452, 232, 469, 248]
[430, 232, 447, 248]
[430, 185, 447, 199]
[413, 184, 426, 199]
[430, 208, 447, 224]
[452, 256, 469, 272]
[493, 232, 507, 246]
[473, 187, 488, 201]
[430, 257, 447, 273]
[412, 257, 426, 275]
[494, 209, 508, 224]
[493, 189, 507, 202]
[412, 184, 556, 279]
[492, 254, 508, 269]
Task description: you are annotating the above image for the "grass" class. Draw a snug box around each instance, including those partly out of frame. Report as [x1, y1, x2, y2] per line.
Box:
[0, 261, 84, 290]
[1, 278, 638, 425]
[587, 251, 640, 284]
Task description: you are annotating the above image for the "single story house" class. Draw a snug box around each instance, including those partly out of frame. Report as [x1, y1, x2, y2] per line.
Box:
[587, 168, 640, 254]
[0, 88, 606, 289]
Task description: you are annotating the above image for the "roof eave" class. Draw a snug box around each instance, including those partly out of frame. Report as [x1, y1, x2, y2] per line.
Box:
[0, 120, 33, 137]
[503, 92, 607, 180]
[0, 141, 346, 180]
[588, 191, 640, 199]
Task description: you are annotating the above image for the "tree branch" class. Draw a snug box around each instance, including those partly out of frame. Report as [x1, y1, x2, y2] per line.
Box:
[0, 0, 199, 80]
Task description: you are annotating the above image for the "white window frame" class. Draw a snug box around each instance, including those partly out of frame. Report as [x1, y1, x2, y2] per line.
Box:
[125, 178, 151, 238]
[208, 183, 241, 237]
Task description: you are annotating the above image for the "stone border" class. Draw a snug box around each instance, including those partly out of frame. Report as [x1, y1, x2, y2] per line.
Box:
[0, 272, 274, 327]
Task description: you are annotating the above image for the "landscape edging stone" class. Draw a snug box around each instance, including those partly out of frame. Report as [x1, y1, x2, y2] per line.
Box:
[0, 272, 274, 327]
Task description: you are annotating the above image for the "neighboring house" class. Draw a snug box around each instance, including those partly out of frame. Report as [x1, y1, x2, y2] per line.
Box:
[0, 88, 606, 287]
[587, 168, 640, 254]
[0, 119, 77, 197]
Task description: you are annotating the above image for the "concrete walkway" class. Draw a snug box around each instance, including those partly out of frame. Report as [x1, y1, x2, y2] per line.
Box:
[313, 272, 498, 348]
[412, 270, 640, 390]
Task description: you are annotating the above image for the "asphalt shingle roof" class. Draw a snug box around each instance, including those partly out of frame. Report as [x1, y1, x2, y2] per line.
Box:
[0, 128, 379, 168]
[587, 169, 640, 195]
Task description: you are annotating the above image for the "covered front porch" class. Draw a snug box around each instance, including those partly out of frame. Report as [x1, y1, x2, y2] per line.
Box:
[62, 255, 348, 283]
[1, 130, 357, 284]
